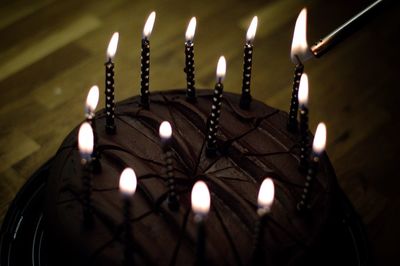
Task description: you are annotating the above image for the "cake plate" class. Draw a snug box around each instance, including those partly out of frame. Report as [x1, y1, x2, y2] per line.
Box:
[0, 159, 50, 266]
[0, 159, 373, 266]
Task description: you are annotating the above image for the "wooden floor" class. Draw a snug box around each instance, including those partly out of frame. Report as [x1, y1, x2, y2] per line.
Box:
[0, 0, 399, 264]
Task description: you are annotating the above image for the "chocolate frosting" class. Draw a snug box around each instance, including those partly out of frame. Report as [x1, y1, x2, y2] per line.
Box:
[45, 89, 337, 266]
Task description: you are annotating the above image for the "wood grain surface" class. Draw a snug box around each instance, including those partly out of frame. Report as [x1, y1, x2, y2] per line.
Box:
[0, 0, 399, 264]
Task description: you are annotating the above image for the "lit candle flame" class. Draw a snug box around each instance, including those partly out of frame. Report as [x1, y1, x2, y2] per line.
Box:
[107, 32, 119, 59]
[159, 121, 172, 140]
[257, 178, 275, 216]
[85, 85, 99, 115]
[185, 17, 197, 42]
[78, 122, 94, 157]
[298, 73, 309, 106]
[246, 16, 258, 44]
[191, 181, 211, 217]
[313, 122, 327, 155]
[119, 168, 137, 196]
[216, 56, 226, 82]
[143, 11, 156, 40]
[291, 8, 309, 64]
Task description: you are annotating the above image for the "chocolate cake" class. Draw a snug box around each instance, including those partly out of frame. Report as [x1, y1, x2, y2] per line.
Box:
[44, 89, 352, 266]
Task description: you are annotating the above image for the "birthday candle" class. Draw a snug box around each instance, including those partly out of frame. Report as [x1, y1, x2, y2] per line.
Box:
[287, 8, 308, 132]
[191, 181, 211, 266]
[240, 16, 258, 109]
[297, 122, 327, 211]
[251, 178, 275, 264]
[298, 74, 310, 172]
[105, 32, 119, 134]
[85, 85, 99, 155]
[140, 11, 156, 109]
[78, 122, 94, 227]
[159, 121, 179, 211]
[184, 17, 197, 101]
[205, 56, 226, 157]
[119, 167, 137, 265]
[85, 85, 102, 172]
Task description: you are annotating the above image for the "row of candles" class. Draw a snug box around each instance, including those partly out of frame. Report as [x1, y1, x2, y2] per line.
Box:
[102, 9, 312, 148]
[76, 7, 327, 263]
[102, 11, 258, 133]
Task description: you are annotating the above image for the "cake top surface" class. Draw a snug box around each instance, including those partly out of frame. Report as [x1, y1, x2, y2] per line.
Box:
[46, 89, 336, 266]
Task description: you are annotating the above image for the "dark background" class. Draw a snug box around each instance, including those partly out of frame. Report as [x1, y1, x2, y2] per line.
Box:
[0, 0, 399, 264]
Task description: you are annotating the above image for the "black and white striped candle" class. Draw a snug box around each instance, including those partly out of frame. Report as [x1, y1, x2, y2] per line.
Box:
[287, 63, 303, 132]
[78, 122, 94, 227]
[184, 17, 197, 101]
[85, 85, 99, 156]
[105, 32, 119, 134]
[298, 74, 310, 172]
[119, 168, 137, 265]
[140, 11, 156, 109]
[297, 122, 326, 211]
[205, 56, 226, 157]
[159, 121, 179, 211]
[240, 16, 258, 109]
[288, 8, 308, 132]
[85, 85, 102, 173]
[191, 181, 211, 266]
[251, 178, 274, 264]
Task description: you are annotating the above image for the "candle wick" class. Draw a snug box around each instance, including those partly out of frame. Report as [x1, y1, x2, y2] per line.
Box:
[294, 55, 304, 66]
[257, 207, 269, 217]
[194, 213, 205, 223]
[86, 110, 94, 120]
